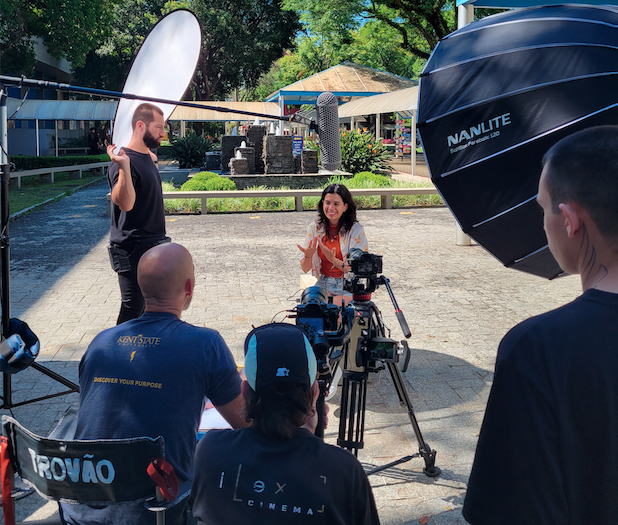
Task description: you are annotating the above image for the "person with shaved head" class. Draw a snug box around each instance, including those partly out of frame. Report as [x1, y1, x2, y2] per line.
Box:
[464, 126, 618, 524]
[61, 243, 248, 525]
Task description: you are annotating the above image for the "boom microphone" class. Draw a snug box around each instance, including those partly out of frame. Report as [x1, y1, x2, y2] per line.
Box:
[316, 92, 342, 171]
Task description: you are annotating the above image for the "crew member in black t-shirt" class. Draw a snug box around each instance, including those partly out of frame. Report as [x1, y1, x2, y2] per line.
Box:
[192, 323, 380, 525]
[463, 126, 618, 524]
[107, 103, 169, 324]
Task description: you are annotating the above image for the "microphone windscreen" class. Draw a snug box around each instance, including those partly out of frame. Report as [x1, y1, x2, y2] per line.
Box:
[316, 92, 341, 171]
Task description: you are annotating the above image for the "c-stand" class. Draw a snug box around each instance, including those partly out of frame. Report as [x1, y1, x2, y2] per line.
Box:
[0, 86, 80, 409]
[337, 275, 440, 477]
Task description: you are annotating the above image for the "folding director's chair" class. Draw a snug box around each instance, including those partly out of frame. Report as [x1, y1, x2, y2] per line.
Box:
[1, 416, 190, 525]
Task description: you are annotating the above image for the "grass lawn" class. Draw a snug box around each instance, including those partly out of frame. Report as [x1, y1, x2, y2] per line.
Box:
[9, 172, 106, 216]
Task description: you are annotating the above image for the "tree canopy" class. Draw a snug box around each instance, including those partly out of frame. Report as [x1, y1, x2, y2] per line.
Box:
[246, 21, 425, 101]
[0, 0, 114, 75]
[72, 0, 167, 92]
[73, 0, 299, 100]
[282, 0, 456, 61]
[169, 0, 300, 100]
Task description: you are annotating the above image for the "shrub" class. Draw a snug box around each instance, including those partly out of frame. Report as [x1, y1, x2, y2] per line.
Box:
[206, 185, 295, 212]
[168, 133, 213, 169]
[12, 154, 110, 170]
[201, 176, 236, 191]
[180, 176, 236, 191]
[191, 171, 219, 182]
[162, 181, 201, 213]
[340, 130, 393, 174]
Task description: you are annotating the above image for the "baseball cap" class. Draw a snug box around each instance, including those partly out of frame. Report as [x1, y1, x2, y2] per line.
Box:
[244, 323, 317, 392]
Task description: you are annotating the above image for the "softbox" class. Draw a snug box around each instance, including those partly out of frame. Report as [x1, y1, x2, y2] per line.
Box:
[417, 4, 618, 279]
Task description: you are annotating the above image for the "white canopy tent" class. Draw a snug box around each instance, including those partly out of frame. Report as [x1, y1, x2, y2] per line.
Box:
[168, 101, 281, 136]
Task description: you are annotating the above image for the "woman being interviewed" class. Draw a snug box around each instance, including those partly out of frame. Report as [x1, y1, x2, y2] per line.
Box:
[298, 183, 367, 303]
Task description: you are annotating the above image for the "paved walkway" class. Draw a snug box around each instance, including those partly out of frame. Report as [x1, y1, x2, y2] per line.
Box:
[0, 180, 582, 523]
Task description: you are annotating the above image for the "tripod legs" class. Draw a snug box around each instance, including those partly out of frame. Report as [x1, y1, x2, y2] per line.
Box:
[336, 371, 368, 455]
[386, 362, 440, 477]
[336, 365, 440, 477]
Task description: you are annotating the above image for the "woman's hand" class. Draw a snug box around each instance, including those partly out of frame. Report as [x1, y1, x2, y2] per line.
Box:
[317, 239, 349, 272]
[298, 238, 318, 259]
[316, 238, 337, 264]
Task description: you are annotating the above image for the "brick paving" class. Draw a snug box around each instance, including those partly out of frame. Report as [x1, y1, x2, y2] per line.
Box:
[0, 179, 582, 523]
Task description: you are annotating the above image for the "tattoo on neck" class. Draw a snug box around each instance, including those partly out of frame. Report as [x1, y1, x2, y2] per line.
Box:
[579, 224, 608, 287]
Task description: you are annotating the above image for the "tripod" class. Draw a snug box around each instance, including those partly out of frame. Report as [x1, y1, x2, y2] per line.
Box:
[336, 276, 440, 477]
[0, 86, 80, 409]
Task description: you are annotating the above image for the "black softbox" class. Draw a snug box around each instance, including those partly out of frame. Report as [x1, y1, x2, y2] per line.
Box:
[417, 4, 618, 279]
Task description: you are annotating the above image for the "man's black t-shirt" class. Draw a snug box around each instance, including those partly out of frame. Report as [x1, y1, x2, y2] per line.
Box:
[463, 289, 618, 524]
[192, 427, 380, 525]
[108, 148, 166, 246]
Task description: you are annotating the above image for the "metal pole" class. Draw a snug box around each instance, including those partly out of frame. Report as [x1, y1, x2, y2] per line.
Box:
[455, 3, 473, 246]
[411, 111, 417, 178]
[0, 88, 12, 406]
[0, 75, 313, 126]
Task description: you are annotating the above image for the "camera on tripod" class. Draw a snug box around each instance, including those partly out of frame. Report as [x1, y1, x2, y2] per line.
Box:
[293, 249, 405, 371]
[294, 286, 341, 359]
[346, 248, 382, 278]
[288, 249, 440, 477]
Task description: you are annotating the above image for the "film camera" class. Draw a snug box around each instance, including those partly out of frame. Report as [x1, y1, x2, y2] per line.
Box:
[290, 249, 440, 477]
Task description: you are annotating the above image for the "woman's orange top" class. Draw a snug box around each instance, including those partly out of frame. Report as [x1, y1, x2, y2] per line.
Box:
[319, 227, 344, 278]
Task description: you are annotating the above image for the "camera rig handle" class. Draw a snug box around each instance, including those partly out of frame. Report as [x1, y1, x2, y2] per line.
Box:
[377, 276, 411, 338]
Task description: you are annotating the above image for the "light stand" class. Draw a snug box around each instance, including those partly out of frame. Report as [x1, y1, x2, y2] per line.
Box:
[0, 85, 80, 409]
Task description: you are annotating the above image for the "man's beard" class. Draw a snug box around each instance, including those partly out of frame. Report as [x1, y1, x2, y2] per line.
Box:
[143, 129, 161, 149]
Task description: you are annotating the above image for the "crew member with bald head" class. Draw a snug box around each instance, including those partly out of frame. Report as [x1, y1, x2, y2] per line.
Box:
[107, 102, 170, 325]
[62, 243, 247, 525]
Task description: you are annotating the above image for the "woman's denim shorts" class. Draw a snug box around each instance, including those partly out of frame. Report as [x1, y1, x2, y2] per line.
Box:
[317, 275, 352, 297]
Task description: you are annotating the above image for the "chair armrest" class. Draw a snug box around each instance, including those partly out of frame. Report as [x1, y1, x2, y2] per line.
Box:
[143, 481, 192, 512]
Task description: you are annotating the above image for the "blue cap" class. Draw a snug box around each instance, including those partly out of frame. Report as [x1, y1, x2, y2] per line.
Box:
[244, 323, 317, 392]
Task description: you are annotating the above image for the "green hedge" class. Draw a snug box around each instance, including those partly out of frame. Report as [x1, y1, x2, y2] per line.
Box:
[12, 154, 110, 171]
[191, 171, 219, 182]
[180, 175, 236, 191]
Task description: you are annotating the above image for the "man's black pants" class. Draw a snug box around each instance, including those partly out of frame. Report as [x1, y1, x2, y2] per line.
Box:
[108, 239, 169, 325]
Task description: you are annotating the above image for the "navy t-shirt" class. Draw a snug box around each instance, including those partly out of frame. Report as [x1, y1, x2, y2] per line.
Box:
[463, 289, 618, 524]
[62, 313, 241, 525]
[192, 427, 380, 525]
[108, 148, 166, 246]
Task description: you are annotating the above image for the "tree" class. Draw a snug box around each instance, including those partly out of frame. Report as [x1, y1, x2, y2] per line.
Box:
[284, 0, 502, 60]
[72, 0, 166, 91]
[167, 0, 300, 100]
[282, 0, 451, 60]
[246, 21, 425, 101]
[0, 0, 114, 75]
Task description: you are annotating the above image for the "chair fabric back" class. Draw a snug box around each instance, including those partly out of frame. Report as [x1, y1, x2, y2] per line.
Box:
[1, 416, 165, 504]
